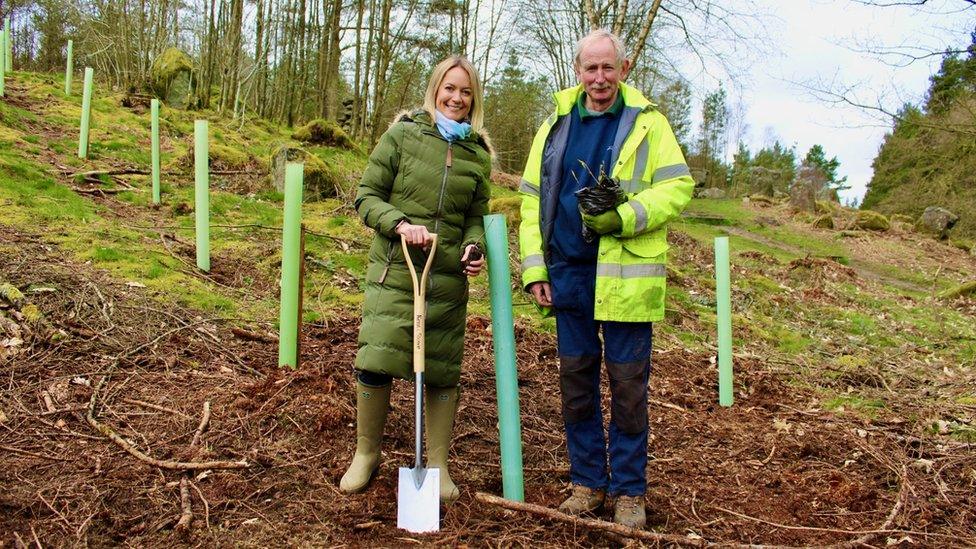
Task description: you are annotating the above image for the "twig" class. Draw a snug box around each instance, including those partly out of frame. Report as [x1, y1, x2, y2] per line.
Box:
[0, 444, 71, 462]
[176, 401, 212, 533]
[122, 398, 190, 418]
[85, 323, 249, 471]
[189, 480, 210, 530]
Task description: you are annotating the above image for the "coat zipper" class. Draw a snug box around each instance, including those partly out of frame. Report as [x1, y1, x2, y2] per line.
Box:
[428, 142, 453, 293]
[377, 239, 395, 284]
[379, 142, 453, 287]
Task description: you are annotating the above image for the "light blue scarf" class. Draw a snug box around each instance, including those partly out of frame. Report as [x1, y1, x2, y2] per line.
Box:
[434, 109, 472, 142]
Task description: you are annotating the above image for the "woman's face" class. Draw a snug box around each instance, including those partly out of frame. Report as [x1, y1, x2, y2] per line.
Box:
[436, 66, 473, 122]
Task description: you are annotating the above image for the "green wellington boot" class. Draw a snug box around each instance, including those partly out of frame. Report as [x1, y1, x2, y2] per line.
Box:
[425, 386, 461, 503]
[339, 382, 392, 494]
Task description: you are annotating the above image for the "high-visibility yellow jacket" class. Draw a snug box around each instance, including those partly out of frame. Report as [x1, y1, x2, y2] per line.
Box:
[518, 83, 694, 322]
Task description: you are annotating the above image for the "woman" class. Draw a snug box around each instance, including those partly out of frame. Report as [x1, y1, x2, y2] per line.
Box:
[339, 55, 492, 503]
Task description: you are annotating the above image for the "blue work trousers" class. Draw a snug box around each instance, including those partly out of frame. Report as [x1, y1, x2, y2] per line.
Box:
[552, 267, 652, 497]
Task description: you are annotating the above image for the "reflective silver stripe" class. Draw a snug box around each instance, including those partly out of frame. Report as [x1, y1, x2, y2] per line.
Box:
[652, 163, 691, 184]
[596, 263, 666, 278]
[521, 254, 545, 271]
[623, 137, 650, 193]
[519, 179, 540, 197]
[628, 199, 648, 233]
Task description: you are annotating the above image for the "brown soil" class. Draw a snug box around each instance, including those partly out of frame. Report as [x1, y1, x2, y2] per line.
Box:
[2, 226, 974, 548]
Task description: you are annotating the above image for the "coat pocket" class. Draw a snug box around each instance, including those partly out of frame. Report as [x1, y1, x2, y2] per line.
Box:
[621, 231, 669, 259]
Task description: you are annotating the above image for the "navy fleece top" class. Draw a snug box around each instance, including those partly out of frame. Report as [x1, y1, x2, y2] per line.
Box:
[550, 93, 623, 265]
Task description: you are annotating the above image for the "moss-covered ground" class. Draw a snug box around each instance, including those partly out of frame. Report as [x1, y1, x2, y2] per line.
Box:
[2, 71, 974, 444]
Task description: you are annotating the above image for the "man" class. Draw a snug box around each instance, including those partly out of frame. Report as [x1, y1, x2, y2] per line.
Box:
[518, 29, 694, 528]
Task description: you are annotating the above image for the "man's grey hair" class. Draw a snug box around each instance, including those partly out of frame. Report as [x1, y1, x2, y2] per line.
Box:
[573, 29, 628, 69]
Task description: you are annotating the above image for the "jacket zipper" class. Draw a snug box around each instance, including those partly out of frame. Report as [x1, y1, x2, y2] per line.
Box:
[428, 142, 453, 293]
[379, 141, 453, 287]
[377, 239, 395, 284]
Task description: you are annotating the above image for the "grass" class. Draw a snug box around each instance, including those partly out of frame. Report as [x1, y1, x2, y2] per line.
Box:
[4, 70, 974, 444]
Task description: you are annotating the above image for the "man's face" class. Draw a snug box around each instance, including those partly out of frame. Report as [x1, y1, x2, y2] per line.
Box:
[575, 37, 630, 106]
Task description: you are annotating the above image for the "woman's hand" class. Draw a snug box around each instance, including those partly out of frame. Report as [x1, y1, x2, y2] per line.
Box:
[396, 221, 433, 248]
[461, 244, 484, 277]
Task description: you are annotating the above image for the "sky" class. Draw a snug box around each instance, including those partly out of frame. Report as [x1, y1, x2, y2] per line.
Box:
[719, 0, 973, 204]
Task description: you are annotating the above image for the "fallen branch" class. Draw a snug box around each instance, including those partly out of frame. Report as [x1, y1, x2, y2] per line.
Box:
[231, 326, 279, 344]
[176, 401, 212, 532]
[84, 412, 246, 470]
[69, 168, 150, 178]
[71, 186, 128, 195]
[476, 484, 921, 549]
[85, 323, 249, 471]
[474, 492, 707, 547]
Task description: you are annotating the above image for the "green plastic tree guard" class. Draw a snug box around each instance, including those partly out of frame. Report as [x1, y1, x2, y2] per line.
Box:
[78, 67, 93, 159]
[64, 40, 73, 95]
[151, 99, 160, 204]
[194, 120, 210, 272]
[483, 214, 525, 502]
[4, 17, 10, 72]
[715, 236, 734, 406]
[278, 162, 304, 368]
[0, 30, 4, 98]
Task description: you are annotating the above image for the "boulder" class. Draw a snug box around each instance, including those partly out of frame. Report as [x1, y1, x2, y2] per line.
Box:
[291, 119, 358, 150]
[177, 142, 250, 171]
[854, 210, 890, 231]
[916, 207, 959, 240]
[698, 187, 727, 199]
[270, 146, 343, 200]
[747, 194, 775, 206]
[789, 180, 817, 213]
[812, 214, 834, 229]
[149, 48, 194, 109]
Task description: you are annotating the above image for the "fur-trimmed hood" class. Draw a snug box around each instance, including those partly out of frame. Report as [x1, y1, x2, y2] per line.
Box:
[390, 109, 495, 159]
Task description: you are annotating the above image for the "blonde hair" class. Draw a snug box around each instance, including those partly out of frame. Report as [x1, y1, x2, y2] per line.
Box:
[422, 55, 484, 134]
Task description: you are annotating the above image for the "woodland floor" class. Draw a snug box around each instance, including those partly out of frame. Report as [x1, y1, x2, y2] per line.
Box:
[2, 76, 975, 547]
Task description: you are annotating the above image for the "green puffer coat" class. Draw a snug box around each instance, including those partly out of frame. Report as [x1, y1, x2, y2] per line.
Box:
[354, 110, 492, 387]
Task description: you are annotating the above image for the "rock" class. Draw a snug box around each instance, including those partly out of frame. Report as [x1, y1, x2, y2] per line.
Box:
[789, 181, 817, 213]
[698, 187, 727, 199]
[812, 214, 834, 229]
[270, 146, 344, 200]
[854, 210, 890, 231]
[747, 194, 775, 206]
[149, 47, 194, 109]
[890, 220, 913, 234]
[177, 143, 250, 171]
[291, 119, 358, 150]
[916, 206, 959, 240]
[756, 215, 782, 227]
[815, 200, 841, 214]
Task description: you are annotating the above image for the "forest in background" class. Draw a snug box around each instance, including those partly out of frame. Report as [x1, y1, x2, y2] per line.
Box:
[3, 0, 975, 231]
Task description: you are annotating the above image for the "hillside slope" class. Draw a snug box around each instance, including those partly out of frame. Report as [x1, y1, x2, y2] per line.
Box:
[1, 72, 975, 547]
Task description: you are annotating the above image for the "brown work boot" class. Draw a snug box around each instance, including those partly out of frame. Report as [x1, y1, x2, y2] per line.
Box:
[613, 495, 646, 529]
[558, 484, 606, 515]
